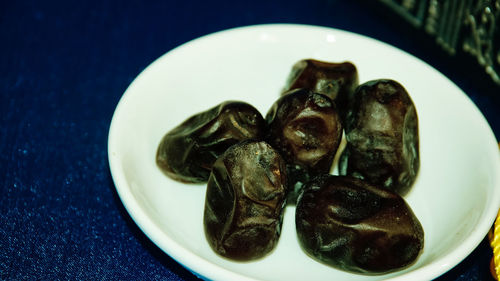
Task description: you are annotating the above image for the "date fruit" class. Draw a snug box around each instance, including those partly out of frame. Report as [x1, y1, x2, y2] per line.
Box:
[204, 140, 287, 261]
[266, 88, 343, 203]
[156, 101, 265, 183]
[339, 79, 419, 195]
[283, 59, 358, 119]
[295, 175, 424, 274]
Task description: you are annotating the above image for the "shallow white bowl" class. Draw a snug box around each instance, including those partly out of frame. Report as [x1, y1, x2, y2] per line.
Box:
[108, 24, 500, 281]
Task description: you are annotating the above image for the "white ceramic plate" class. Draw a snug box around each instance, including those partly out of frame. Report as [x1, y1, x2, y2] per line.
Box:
[108, 24, 500, 281]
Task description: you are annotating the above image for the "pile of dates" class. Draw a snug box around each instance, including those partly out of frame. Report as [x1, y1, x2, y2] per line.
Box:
[156, 59, 423, 274]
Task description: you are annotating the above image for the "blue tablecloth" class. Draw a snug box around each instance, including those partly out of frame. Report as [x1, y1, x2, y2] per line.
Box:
[2, 1, 498, 280]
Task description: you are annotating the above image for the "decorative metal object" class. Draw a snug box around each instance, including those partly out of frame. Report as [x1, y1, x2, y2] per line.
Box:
[379, 0, 500, 85]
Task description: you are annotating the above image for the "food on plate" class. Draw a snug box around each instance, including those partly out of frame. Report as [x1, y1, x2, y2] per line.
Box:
[265, 88, 343, 203]
[295, 175, 424, 274]
[338, 79, 419, 195]
[282, 59, 358, 120]
[203, 140, 287, 261]
[156, 101, 265, 183]
[155, 58, 423, 271]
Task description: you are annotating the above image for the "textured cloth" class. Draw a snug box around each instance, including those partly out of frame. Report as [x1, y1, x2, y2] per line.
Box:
[1, 0, 499, 280]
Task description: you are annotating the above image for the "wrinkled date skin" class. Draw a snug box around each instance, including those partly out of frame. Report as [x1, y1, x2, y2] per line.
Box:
[283, 59, 359, 119]
[296, 175, 424, 274]
[203, 140, 287, 261]
[266, 88, 343, 203]
[339, 79, 419, 195]
[156, 101, 265, 183]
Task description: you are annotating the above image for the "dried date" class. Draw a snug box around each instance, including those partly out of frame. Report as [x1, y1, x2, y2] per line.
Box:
[295, 175, 424, 274]
[204, 140, 287, 261]
[339, 79, 419, 195]
[265, 88, 343, 203]
[283, 59, 359, 120]
[156, 101, 265, 183]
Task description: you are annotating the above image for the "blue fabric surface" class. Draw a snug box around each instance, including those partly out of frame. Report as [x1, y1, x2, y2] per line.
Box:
[1, 0, 498, 280]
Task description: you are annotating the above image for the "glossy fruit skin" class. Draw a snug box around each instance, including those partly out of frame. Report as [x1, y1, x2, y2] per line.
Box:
[156, 101, 265, 183]
[265, 88, 343, 203]
[339, 79, 419, 196]
[295, 175, 424, 274]
[204, 140, 287, 261]
[283, 59, 359, 120]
